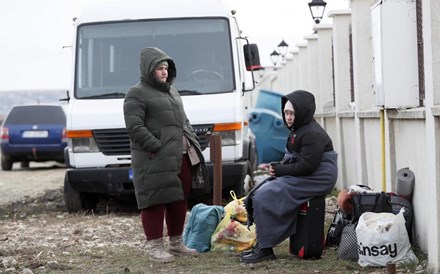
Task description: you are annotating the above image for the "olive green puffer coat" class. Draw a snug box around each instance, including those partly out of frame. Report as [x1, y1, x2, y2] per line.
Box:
[123, 47, 202, 209]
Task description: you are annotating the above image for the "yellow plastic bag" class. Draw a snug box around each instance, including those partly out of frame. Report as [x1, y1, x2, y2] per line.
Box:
[223, 190, 248, 223]
[210, 191, 256, 252]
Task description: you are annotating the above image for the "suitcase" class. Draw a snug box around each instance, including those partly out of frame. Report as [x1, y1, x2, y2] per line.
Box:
[289, 196, 326, 259]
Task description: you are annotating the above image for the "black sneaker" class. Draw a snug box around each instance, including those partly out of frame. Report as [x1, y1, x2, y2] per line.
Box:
[240, 246, 276, 264]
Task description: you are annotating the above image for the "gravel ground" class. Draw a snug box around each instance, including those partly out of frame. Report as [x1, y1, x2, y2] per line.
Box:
[0, 162, 66, 206]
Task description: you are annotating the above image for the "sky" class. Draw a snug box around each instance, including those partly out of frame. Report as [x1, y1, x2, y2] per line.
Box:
[0, 0, 349, 92]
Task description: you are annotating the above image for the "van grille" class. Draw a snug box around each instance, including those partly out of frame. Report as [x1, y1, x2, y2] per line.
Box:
[193, 124, 213, 151]
[93, 128, 130, 155]
[93, 125, 213, 156]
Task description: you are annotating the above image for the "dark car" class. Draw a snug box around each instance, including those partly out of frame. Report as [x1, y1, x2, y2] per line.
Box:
[0, 104, 67, 170]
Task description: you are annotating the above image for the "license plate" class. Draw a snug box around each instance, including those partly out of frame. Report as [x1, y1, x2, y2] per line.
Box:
[22, 130, 49, 138]
[128, 169, 133, 180]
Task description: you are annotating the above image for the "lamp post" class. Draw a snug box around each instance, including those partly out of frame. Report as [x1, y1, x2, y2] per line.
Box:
[278, 40, 289, 58]
[270, 50, 280, 70]
[308, 0, 327, 24]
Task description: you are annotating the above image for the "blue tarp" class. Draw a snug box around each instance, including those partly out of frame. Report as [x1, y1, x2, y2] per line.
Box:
[249, 89, 289, 165]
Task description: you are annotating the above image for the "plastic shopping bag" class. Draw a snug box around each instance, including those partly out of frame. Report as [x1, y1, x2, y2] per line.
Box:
[210, 216, 256, 252]
[210, 191, 256, 252]
[223, 190, 248, 223]
[356, 209, 418, 267]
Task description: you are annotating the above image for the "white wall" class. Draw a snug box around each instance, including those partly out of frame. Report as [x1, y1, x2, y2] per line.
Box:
[423, 0, 440, 269]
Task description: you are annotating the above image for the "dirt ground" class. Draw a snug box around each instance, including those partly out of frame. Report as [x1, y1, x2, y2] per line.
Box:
[0, 162, 66, 205]
[0, 162, 147, 274]
[0, 163, 429, 274]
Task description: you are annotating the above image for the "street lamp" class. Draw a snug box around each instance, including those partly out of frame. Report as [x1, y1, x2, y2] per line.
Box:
[278, 40, 289, 58]
[270, 50, 280, 69]
[308, 0, 327, 24]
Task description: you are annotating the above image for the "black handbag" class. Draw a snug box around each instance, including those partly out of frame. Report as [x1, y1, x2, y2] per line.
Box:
[325, 209, 352, 247]
[351, 192, 393, 222]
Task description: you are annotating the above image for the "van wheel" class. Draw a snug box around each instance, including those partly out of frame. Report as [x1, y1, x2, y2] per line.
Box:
[82, 193, 100, 211]
[64, 174, 98, 213]
[1, 155, 13, 171]
[229, 162, 254, 197]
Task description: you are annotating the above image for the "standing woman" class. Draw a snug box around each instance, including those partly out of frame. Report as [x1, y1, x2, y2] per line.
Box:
[124, 47, 205, 262]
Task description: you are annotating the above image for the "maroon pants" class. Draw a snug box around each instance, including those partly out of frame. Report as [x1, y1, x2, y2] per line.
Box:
[140, 154, 192, 240]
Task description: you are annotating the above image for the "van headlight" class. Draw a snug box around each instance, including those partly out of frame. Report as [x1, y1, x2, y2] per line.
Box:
[213, 122, 243, 146]
[69, 138, 99, 153]
[67, 130, 100, 153]
[216, 130, 241, 146]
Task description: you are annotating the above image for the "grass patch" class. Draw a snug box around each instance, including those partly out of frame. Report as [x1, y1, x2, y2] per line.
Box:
[21, 240, 427, 274]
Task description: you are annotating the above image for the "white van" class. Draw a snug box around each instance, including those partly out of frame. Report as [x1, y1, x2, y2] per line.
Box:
[63, 0, 262, 212]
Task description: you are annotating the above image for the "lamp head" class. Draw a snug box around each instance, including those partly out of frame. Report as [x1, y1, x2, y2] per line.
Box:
[270, 50, 280, 67]
[278, 40, 289, 57]
[308, 0, 327, 24]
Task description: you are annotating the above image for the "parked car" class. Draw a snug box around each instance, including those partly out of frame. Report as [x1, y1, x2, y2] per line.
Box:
[0, 104, 67, 170]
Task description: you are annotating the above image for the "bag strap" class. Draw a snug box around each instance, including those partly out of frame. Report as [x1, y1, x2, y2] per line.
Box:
[230, 190, 238, 201]
[229, 190, 246, 202]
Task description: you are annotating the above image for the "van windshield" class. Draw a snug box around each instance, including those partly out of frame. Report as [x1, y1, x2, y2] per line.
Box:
[75, 18, 235, 99]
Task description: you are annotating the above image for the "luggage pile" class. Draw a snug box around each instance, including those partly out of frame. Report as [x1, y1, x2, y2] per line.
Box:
[325, 183, 418, 267]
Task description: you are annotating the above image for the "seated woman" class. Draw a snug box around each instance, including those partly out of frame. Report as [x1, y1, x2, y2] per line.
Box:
[241, 90, 338, 264]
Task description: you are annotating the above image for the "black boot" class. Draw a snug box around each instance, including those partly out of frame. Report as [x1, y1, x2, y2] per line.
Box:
[240, 244, 276, 263]
[240, 243, 258, 258]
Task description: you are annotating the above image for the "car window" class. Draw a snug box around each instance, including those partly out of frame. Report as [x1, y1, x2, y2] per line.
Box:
[4, 106, 66, 125]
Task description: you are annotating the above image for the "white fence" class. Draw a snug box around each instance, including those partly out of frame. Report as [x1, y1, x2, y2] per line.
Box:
[254, 0, 440, 271]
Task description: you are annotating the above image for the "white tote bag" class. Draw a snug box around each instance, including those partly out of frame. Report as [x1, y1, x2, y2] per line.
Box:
[356, 209, 418, 267]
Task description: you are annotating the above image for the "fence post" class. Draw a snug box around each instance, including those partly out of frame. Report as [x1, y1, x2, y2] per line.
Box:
[210, 135, 222, 205]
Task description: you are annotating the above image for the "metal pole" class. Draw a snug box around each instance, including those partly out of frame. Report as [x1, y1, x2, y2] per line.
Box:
[210, 135, 222, 205]
[386, 262, 396, 274]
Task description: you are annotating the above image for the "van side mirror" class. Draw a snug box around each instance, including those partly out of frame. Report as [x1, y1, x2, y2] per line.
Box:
[244, 44, 263, 71]
[59, 90, 70, 102]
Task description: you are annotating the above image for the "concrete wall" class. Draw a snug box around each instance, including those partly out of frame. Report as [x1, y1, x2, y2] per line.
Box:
[253, 0, 440, 271]
[423, 0, 440, 268]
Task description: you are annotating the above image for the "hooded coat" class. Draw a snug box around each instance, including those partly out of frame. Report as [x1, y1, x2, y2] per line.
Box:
[123, 47, 203, 209]
[277, 90, 335, 176]
[244, 90, 338, 248]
